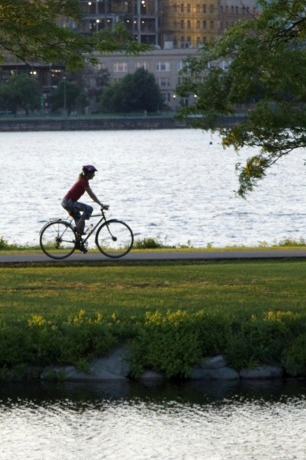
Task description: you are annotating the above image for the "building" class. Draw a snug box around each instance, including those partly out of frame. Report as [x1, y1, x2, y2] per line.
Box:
[76, 0, 160, 45]
[75, 0, 259, 48]
[96, 47, 199, 110]
[75, 0, 260, 111]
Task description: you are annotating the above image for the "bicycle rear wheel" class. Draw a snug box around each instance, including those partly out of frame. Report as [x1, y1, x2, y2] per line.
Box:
[40, 220, 76, 259]
[95, 220, 133, 258]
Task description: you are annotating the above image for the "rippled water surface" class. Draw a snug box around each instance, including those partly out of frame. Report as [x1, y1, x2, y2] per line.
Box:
[2, 129, 306, 247]
[1, 380, 306, 460]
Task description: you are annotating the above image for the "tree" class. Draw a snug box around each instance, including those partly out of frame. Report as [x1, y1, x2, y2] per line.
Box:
[178, 0, 306, 196]
[100, 67, 163, 113]
[0, 74, 40, 114]
[0, 0, 148, 70]
[49, 79, 83, 114]
[70, 63, 111, 110]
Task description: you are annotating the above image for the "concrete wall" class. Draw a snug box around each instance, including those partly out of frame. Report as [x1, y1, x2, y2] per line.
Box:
[0, 116, 189, 132]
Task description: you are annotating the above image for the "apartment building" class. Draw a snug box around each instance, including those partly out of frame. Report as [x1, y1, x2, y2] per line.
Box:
[89, 0, 259, 110]
[76, 0, 259, 48]
[95, 47, 199, 110]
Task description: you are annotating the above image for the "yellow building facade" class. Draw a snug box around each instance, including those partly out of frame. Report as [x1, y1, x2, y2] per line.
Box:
[77, 0, 259, 48]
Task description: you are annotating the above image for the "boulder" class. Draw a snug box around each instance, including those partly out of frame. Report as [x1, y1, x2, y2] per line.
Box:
[200, 355, 226, 369]
[240, 365, 284, 379]
[40, 346, 130, 382]
[190, 366, 239, 380]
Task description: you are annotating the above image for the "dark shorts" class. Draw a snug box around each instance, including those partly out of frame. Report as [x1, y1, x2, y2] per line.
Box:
[61, 199, 93, 221]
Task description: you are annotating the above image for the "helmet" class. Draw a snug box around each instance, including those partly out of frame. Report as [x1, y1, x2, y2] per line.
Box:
[82, 165, 97, 173]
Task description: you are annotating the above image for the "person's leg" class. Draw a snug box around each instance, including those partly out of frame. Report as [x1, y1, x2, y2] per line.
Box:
[62, 199, 81, 227]
[73, 202, 93, 234]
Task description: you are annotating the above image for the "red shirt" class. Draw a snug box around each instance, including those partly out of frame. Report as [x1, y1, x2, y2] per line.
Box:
[64, 176, 89, 201]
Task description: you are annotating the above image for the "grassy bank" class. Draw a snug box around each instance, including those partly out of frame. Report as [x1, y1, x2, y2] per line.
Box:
[1, 259, 306, 379]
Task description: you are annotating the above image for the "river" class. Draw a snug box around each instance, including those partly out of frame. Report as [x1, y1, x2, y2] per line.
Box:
[1, 129, 306, 248]
[1, 379, 306, 460]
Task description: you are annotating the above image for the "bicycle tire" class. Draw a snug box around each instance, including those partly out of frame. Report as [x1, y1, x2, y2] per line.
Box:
[95, 220, 133, 258]
[40, 220, 76, 260]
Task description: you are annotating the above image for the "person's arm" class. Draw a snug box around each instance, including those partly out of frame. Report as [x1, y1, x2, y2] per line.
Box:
[85, 185, 109, 209]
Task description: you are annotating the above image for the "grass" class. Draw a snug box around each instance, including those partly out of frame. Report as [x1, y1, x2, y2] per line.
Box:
[2, 231, 306, 378]
[2, 234, 306, 252]
[1, 259, 306, 323]
[1, 258, 306, 377]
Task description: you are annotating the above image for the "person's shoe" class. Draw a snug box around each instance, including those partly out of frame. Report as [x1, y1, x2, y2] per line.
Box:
[75, 240, 87, 253]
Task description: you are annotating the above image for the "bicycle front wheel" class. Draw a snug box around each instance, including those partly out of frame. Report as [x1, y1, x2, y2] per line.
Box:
[40, 220, 76, 259]
[95, 220, 133, 258]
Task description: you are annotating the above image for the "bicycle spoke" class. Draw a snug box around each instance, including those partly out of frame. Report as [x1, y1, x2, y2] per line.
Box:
[95, 220, 133, 258]
[40, 221, 76, 259]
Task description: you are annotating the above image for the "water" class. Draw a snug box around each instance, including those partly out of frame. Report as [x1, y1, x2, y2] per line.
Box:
[2, 129, 306, 459]
[1, 129, 306, 248]
[1, 379, 306, 460]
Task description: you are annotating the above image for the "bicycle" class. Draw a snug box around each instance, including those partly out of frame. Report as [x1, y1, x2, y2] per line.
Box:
[39, 207, 134, 260]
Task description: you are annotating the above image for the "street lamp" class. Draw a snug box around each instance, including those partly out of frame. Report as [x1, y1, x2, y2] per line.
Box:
[172, 93, 177, 111]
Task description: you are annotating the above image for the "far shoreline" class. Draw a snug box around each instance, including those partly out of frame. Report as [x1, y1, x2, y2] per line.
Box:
[0, 113, 246, 131]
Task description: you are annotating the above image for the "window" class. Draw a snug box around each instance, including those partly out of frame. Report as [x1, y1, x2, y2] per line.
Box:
[187, 4, 190, 13]
[202, 4, 206, 13]
[180, 3, 184, 12]
[156, 62, 171, 72]
[158, 77, 170, 87]
[203, 20, 206, 29]
[187, 20, 191, 29]
[163, 92, 172, 103]
[113, 62, 128, 72]
[136, 62, 147, 70]
[181, 19, 184, 29]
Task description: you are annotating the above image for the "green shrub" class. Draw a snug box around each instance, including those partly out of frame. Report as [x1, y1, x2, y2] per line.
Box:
[0, 326, 35, 365]
[2, 307, 306, 380]
[0, 236, 9, 250]
[134, 237, 165, 249]
[282, 333, 306, 374]
[128, 310, 203, 378]
[0, 311, 118, 370]
[195, 311, 230, 356]
[225, 312, 297, 369]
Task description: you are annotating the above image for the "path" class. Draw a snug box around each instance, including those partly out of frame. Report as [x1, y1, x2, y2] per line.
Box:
[1, 249, 306, 264]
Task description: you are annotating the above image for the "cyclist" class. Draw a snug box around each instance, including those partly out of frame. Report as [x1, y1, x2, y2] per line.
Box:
[62, 164, 109, 235]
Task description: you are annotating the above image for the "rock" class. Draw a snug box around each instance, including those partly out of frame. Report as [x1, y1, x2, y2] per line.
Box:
[200, 355, 226, 369]
[41, 364, 129, 381]
[240, 365, 284, 379]
[285, 367, 306, 378]
[89, 346, 130, 378]
[40, 346, 130, 382]
[190, 366, 239, 380]
[138, 370, 166, 382]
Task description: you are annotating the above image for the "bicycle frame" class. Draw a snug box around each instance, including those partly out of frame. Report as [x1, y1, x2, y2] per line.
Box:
[65, 208, 119, 245]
